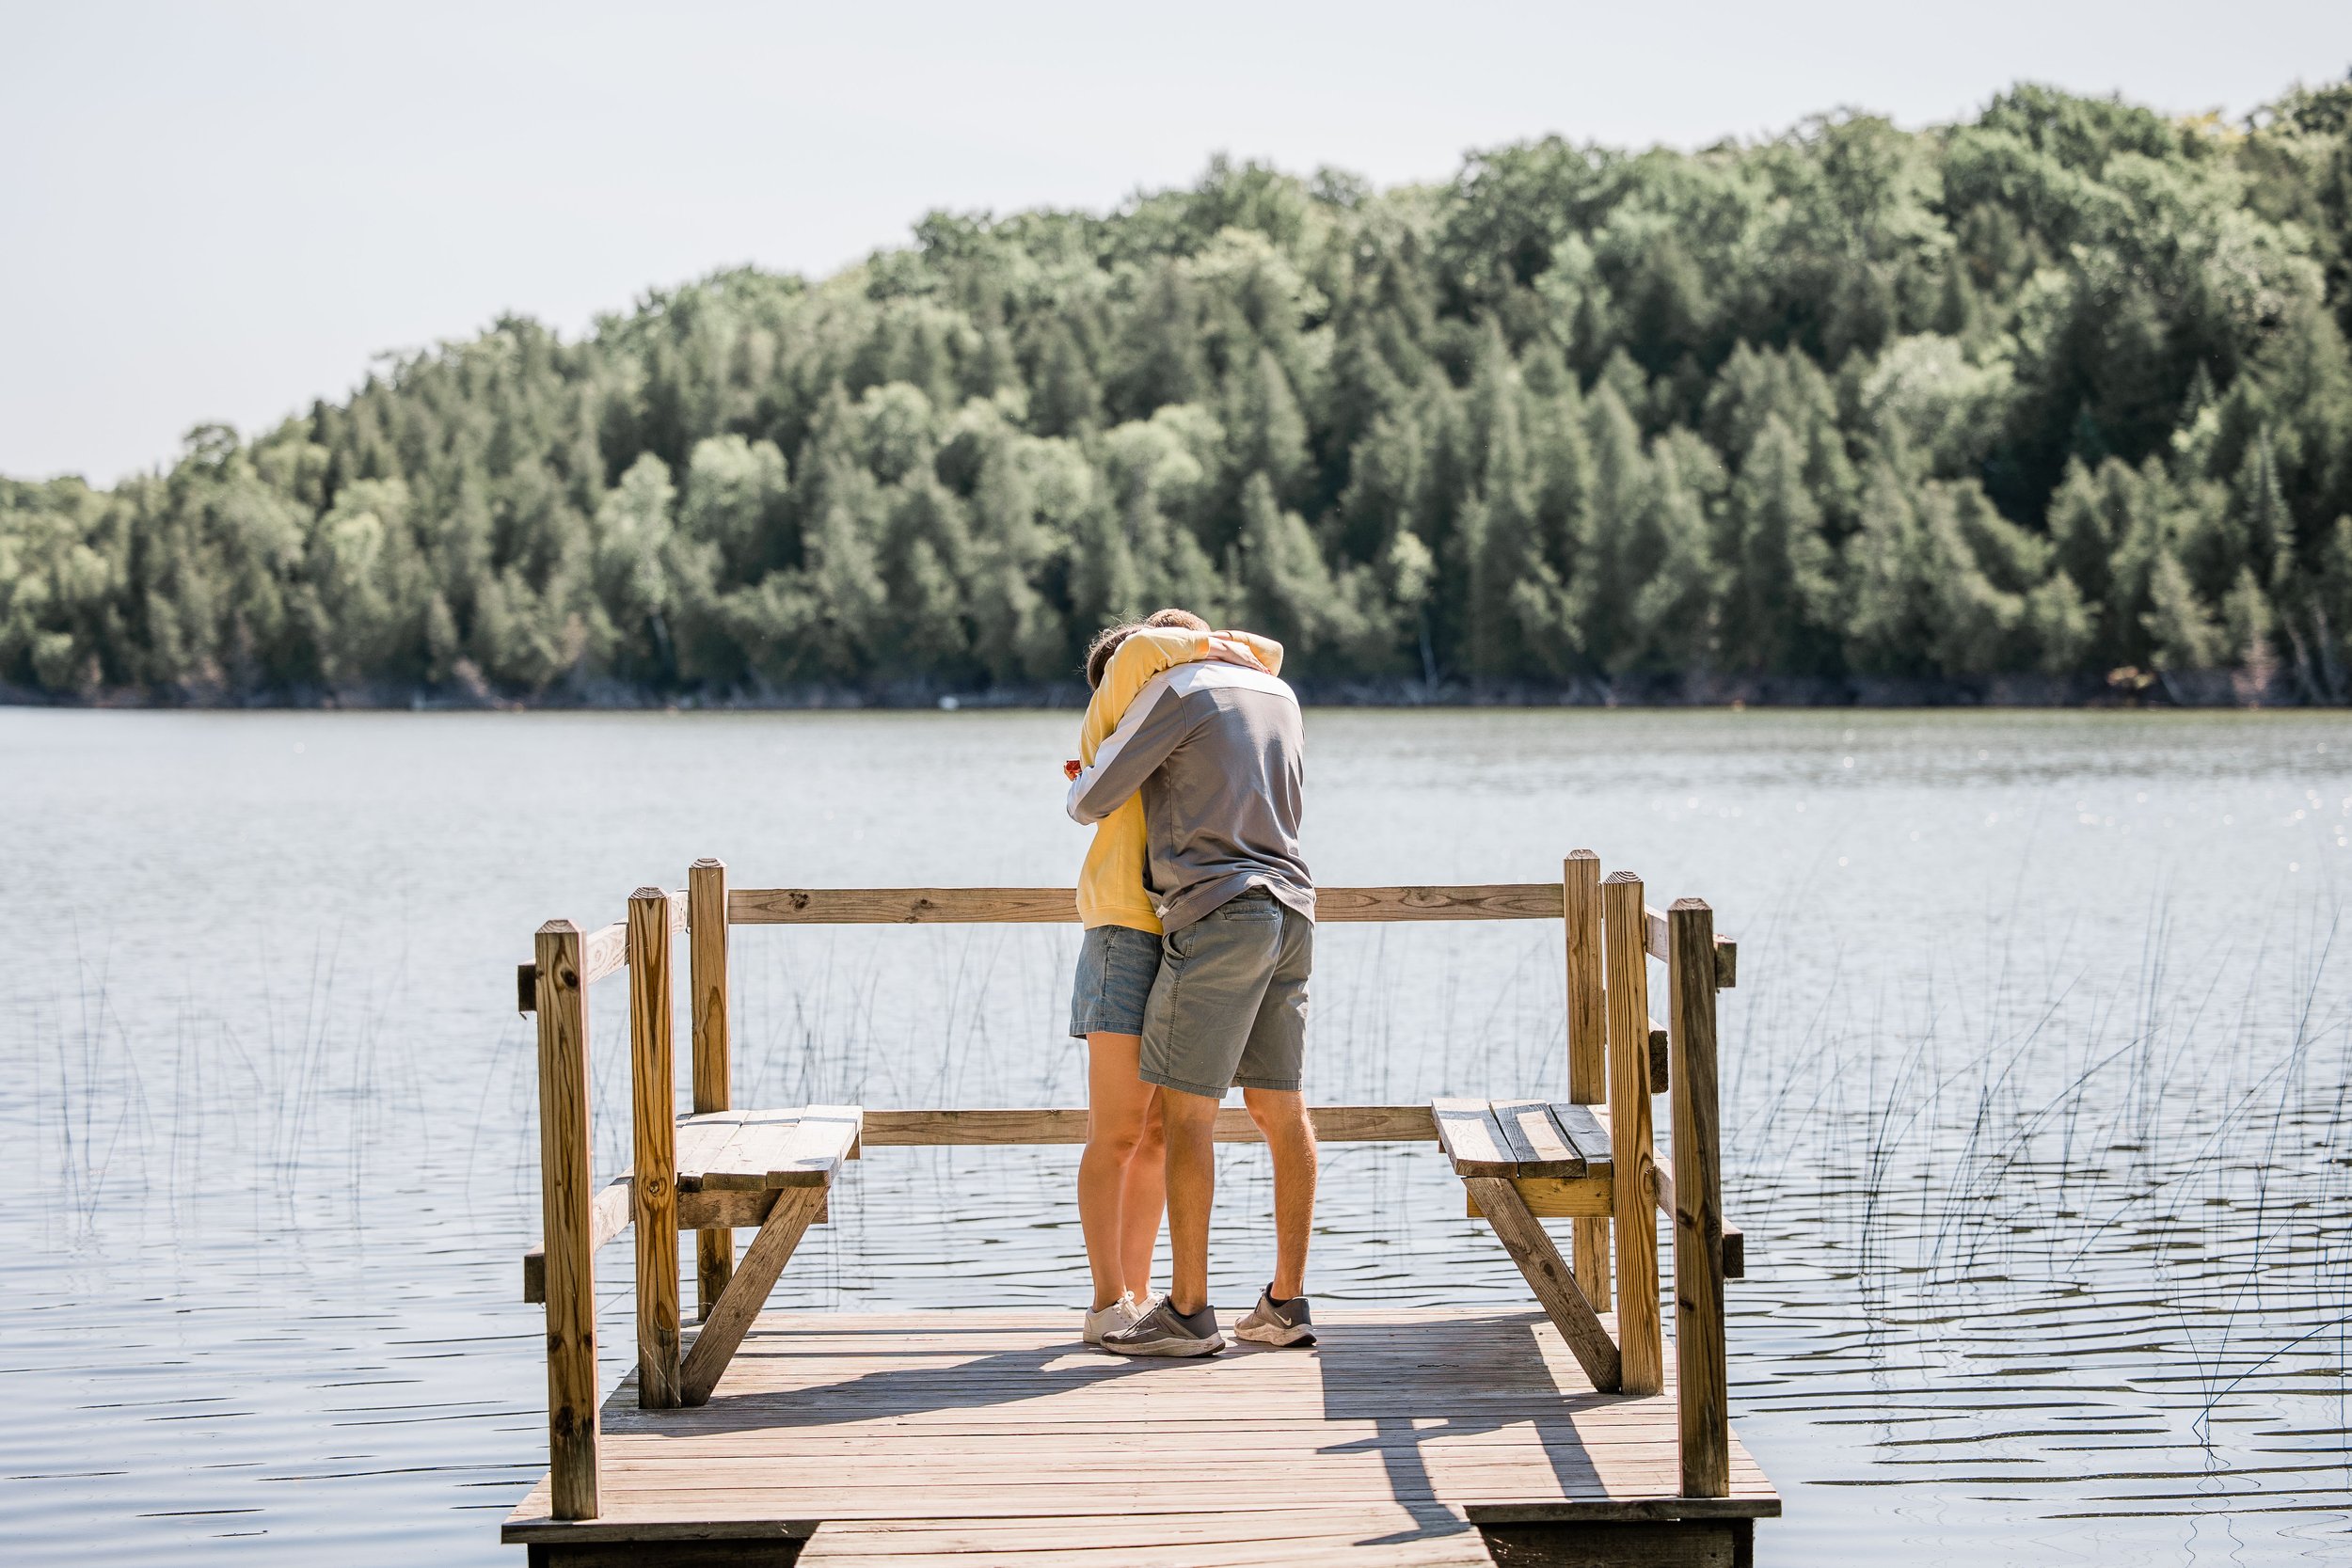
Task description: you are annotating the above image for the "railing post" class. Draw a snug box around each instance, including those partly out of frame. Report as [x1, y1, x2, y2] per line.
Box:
[533, 919, 598, 1519]
[1669, 897, 1728, 1497]
[1603, 872, 1663, 1396]
[1564, 850, 1610, 1310]
[628, 888, 681, 1408]
[689, 857, 734, 1317]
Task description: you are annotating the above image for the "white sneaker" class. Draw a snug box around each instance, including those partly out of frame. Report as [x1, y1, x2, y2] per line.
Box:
[1082, 1292, 1143, 1345]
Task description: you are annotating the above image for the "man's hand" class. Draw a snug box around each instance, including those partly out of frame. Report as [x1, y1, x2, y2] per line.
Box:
[1063, 758, 1083, 782]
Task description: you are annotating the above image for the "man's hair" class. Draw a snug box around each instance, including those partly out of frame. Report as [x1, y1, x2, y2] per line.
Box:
[1084, 609, 1209, 689]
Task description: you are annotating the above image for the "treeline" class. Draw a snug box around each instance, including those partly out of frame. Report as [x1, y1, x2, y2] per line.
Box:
[7, 81, 2352, 705]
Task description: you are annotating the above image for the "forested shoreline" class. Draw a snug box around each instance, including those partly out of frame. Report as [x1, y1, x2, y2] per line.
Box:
[7, 81, 2352, 707]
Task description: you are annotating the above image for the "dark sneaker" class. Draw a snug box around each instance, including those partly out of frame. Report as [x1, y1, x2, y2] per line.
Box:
[1101, 1297, 1225, 1357]
[1234, 1287, 1315, 1347]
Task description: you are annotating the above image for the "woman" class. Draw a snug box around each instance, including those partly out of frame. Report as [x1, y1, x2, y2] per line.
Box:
[1065, 610, 1281, 1344]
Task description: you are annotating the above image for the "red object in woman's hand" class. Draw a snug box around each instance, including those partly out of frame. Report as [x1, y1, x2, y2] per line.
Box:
[1063, 758, 1083, 781]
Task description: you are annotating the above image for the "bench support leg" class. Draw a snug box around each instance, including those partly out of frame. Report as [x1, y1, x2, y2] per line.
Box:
[1465, 1176, 1622, 1392]
[678, 1186, 825, 1407]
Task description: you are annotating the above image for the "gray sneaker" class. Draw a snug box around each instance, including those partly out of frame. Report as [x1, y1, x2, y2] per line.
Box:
[1234, 1287, 1316, 1347]
[1101, 1297, 1225, 1357]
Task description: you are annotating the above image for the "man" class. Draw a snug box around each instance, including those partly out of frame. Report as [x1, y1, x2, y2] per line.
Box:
[1063, 643, 1318, 1356]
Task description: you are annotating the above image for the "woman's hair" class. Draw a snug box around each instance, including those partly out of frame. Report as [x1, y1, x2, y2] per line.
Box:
[1084, 608, 1209, 689]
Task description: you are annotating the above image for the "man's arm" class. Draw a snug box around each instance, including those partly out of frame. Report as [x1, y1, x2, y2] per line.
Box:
[1066, 675, 1197, 824]
[1078, 628, 1267, 764]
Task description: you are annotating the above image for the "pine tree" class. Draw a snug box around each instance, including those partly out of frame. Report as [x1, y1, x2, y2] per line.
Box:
[1722, 418, 1838, 673]
[2141, 551, 2225, 670]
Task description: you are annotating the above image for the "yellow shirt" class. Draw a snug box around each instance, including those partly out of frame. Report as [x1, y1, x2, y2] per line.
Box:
[1074, 627, 1284, 932]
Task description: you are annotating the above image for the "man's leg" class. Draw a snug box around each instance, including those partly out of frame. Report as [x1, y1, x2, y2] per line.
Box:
[1234, 906, 1316, 1304]
[1242, 1087, 1317, 1301]
[1159, 1085, 1221, 1316]
[1120, 1086, 1166, 1296]
[1109, 895, 1283, 1354]
[1079, 1032, 1155, 1311]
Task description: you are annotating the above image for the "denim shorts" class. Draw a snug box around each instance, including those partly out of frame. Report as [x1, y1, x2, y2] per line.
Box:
[1069, 923, 1164, 1037]
[1139, 889, 1312, 1099]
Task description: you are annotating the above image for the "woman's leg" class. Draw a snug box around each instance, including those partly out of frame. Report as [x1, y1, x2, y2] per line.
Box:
[1079, 1031, 1153, 1311]
[1118, 1085, 1167, 1298]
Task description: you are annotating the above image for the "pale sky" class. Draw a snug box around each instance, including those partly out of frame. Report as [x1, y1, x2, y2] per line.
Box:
[6, 1, 2348, 485]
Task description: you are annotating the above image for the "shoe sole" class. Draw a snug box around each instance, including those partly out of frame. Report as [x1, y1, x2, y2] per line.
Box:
[1102, 1334, 1226, 1357]
[1234, 1323, 1316, 1347]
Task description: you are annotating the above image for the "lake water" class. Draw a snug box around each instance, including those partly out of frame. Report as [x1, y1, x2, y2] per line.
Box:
[1, 707, 2345, 1565]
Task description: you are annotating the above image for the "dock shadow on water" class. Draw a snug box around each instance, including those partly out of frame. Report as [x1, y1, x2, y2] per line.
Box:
[0, 707, 2345, 1563]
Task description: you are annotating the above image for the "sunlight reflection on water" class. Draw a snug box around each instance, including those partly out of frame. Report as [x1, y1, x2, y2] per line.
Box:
[1, 707, 2346, 1564]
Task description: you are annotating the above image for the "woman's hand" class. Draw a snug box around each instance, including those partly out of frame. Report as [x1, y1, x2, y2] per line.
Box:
[1064, 758, 1084, 782]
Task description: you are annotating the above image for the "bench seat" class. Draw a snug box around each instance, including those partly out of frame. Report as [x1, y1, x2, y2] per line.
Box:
[675, 1105, 863, 1191]
[1432, 1097, 1613, 1180]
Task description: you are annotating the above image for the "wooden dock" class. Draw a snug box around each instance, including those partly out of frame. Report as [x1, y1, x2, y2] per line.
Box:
[504, 1307, 1774, 1567]
[505, 858, 1776, 1565]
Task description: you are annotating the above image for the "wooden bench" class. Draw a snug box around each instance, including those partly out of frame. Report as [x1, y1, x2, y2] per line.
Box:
[517, 857, 1747, 1523]
[668, 1106, 861, 1405]
[519, 1104, 861, 1407]
[1409, 859, 1742, 1457]
[1435, 1096, 1744, 1395]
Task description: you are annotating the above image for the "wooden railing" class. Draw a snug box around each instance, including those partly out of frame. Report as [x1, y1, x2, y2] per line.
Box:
[520, 857, 1737, 1519]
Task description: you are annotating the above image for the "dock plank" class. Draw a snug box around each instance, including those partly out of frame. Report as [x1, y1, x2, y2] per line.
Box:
[505, 1307, 1776, 1553]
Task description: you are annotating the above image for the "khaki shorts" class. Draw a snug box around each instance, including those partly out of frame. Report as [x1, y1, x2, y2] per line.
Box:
[1138, 890, 1312, 1099]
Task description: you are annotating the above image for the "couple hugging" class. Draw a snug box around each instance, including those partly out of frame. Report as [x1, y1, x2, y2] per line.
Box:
[1060, 608, 1317, 1359]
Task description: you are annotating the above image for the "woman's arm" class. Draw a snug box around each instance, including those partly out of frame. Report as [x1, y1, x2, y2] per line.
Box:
[1077, 628, 1283, 760]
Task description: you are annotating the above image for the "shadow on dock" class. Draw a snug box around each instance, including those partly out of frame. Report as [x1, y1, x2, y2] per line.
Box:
[507, 1307, 1773, 1567]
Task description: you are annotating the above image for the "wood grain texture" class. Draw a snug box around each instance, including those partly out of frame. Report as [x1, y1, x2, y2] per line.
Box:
[1648, 1022, 1670, 1095]
[674, 1112, 748, 1189]
[725, 884, 1569, 926]
[1464, 1175, 1614, 1219]
[1641, 907, 1737, 990]
[1488, 1099, 1590, 1177]
[1432, 1099, 1518, 1175]
[802, 1520, 1494, 1567]
[676, 1189, 786, 1229]
[1548, 1103, 1614, 1170]
[797, 1506, 1492, 1567]
[628, 889, 681, 1410]
[1319, 883, 1565, 921]
[1668, 899, 1728, 1499]
[504, 1307, 1777, 1548]
[533, 919, 599, 1519]
[688, 858, 734, 1323]
[1479, 1520, 1745, 1568]
[1603, 873, 1665, 1398]
[524, 1174, 633, 1304]
[1463, 1178, 1622, 1392]
[678, 1188, 825, 1407]
[1563, 852, 1612, 1315]
[729, 887, 1078, 924]
[1648, 1170, 1744, 1282]
[857, 1104, 1438, 1147]
[681, 1107, 864, 1192]
[581, 920, 629, 986]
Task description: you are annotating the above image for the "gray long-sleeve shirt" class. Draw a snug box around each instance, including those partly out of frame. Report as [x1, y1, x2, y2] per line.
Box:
[1064, 660, 1313, 931]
